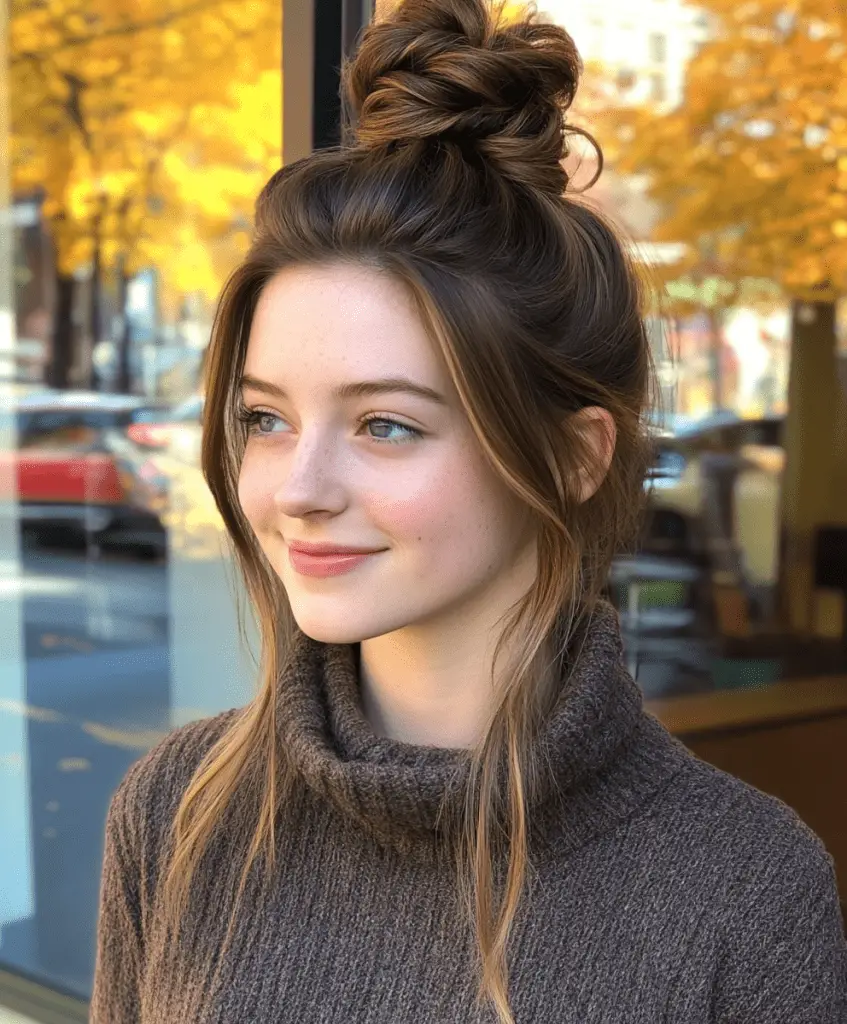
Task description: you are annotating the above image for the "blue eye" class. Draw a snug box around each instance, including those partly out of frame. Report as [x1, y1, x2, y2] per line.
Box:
[360, 414, 423, 445]
[235, 406, 423, 445]
[237, 409, 285, 436]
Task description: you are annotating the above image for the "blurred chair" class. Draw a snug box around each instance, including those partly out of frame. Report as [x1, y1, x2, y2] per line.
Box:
[607, 555, 706, 689]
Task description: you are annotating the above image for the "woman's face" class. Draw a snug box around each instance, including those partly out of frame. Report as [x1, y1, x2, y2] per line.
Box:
[237, 262, 538, 645]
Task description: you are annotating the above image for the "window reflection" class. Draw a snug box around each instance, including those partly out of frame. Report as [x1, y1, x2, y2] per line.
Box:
[2, 0, 281, 999]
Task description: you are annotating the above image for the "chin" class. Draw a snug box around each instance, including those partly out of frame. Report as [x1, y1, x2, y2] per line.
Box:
[289, 605, 411, 646]
[291, 611, 388, 646]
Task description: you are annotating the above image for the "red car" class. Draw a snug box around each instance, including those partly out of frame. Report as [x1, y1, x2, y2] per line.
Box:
[0, 390, 172, 554]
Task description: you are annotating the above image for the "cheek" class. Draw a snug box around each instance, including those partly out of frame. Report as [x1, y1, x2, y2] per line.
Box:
[367, 487, 444, 540]
[237, 459, 273, 525]
[368, 464, 490, 549]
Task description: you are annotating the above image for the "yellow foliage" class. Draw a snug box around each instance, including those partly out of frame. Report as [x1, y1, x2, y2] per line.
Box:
[597, 0, 847, 301]
[375, 0, 539, 25]
[11, 0, 282, 294]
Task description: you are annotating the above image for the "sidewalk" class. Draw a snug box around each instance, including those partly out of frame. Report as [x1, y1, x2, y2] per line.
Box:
[0, 1010, 39, 1024]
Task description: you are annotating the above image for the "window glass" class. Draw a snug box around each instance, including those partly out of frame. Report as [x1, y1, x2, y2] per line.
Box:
[569, 4, 847, 708]
[1, 0, 282, 1001]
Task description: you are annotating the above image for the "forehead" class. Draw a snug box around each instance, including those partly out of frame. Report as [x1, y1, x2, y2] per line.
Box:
[246, 263, 444, 385]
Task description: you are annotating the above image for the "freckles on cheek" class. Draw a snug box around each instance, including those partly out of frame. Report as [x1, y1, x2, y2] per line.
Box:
[237, 466, 273, 524]
[370, 485, 458, 544]
[369, 488, 440, 539]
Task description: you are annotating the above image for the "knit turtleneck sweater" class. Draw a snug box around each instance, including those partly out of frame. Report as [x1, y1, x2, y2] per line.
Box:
[90, 602, 847, 1023]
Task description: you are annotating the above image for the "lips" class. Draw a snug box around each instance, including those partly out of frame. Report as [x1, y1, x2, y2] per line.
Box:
[287, 544, 384, 578]
[287, 541, 383, 556]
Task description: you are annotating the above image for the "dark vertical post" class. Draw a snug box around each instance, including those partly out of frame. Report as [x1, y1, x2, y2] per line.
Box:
[313, 0, 344, 150]
[283, 0, 371, 159]
[343, 0, 373, 56]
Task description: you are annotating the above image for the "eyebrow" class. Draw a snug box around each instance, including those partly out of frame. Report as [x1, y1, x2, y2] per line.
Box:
[238, 373, 448, 407]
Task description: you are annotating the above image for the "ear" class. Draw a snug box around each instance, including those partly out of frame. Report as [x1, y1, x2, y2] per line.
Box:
[570, 407, 617, 503]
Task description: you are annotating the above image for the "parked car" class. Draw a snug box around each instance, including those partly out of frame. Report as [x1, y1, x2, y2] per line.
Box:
[0, 390, 173, 554]
[122, 392, 203, 449]
[124, 392, 205, 464]
[644, 412, 784, 557]
[159, 392, 204, 464]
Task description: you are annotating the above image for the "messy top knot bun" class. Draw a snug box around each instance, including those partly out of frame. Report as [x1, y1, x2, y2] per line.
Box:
[343, 0, 599, 196]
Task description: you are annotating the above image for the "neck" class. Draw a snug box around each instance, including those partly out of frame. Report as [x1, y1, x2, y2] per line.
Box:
[356, 556, 546, 750]
[357, 630, 498, 749]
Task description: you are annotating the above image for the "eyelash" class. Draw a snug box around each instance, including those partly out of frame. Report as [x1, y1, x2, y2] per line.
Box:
[234, 405, 424, 445]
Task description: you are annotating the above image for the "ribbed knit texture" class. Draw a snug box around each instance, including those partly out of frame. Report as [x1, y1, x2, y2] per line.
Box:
[90, 602, 847, 1022]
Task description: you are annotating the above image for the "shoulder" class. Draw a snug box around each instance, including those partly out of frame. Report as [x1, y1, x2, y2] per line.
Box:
[657, 751, 840, 916]
[104, 707, 244, 864]
[630, 712, 830, 870]
[666, 763, 847, 1017]
[672, 752, 830, 851]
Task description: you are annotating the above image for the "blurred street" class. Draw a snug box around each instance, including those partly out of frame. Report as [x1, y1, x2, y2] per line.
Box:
[1, 545, 171, 996]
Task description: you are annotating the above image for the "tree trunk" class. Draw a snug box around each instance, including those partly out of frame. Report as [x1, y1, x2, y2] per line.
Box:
[45, 272, 75, 390]
[705, 307, 723, 410]
[115, 266, 133, 394]
[87, 233, 103, 389]
[778, 298, 847, 632]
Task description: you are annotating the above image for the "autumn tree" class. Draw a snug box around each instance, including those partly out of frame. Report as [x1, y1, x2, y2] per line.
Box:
[597, 1, 847, 632]
[11, 0, 281, 389]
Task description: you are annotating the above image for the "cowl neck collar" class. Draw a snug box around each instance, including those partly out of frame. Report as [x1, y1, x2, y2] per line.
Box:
[275, 601, 691, 857]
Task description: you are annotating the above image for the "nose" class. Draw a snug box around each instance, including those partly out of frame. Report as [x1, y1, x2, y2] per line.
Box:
[271, 430, 347, 517]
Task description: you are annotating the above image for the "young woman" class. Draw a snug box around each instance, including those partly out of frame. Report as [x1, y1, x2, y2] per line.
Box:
[90, 2, 847, 1022]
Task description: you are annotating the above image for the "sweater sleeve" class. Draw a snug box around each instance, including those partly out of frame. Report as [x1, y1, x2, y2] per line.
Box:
[88, 711, 239, 1024]
[712, 832, 847, 1023]
[89, 770, 146, 1024]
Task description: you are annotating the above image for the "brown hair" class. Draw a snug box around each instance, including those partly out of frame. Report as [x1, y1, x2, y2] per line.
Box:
[159, 2, 653, 1022]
